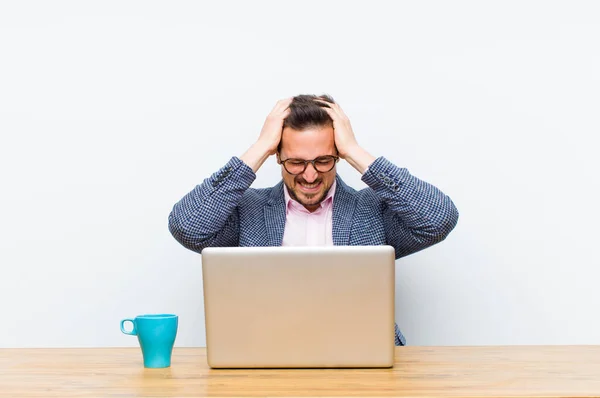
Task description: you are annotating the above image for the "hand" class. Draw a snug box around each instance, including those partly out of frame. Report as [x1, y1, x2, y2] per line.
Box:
[257, 97, 293, 155]
[312, 99, 359, 159]
[313, 98, 375, 174]
[240, 97, 292, 173]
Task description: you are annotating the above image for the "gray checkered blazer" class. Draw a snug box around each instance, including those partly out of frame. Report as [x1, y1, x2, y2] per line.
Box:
[169, 156, 459, 346]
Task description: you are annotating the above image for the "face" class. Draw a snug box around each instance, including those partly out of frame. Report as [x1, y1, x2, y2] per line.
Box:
[278, 125, 337, 212]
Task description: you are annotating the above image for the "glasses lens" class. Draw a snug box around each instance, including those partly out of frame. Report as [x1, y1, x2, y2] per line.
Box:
[314, 156, 336, 172]
[283, 156, 337, 174]
[285, 160, 306, 175]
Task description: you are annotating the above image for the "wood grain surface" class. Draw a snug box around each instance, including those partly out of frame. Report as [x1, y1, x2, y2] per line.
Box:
[1, 346, 600, 397]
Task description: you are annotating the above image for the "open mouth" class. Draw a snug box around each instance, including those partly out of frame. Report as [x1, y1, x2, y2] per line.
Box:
[297, 181, 322, 193]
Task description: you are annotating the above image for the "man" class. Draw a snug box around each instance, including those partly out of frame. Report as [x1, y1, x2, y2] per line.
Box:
[168, 94, 459, 345]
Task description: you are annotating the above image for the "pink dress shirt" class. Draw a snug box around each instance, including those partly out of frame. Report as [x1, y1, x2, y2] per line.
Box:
[281, 181, 337, 246]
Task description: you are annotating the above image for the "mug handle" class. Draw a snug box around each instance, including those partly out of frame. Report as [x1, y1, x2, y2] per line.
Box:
[120, 319, 137, 335]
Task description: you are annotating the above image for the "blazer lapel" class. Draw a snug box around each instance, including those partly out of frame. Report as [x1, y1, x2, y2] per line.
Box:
[332, 176, 356, 246]
[264, 181, 286, 246]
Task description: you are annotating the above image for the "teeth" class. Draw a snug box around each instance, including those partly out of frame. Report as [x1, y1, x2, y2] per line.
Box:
[300, 182, 319, 188]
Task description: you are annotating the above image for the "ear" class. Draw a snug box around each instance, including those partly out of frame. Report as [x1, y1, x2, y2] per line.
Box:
[276, 152, 281, 164]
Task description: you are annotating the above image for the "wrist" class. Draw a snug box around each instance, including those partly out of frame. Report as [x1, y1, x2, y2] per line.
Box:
[254, 139, 275, 156]
[240, 141, 273, 173]
[342, 142, 362, 159]
[344, 145, 376, 174]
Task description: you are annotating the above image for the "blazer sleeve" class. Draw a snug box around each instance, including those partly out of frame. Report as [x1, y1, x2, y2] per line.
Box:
[361, 156, 459, 259]
[168, 156, 256, 254]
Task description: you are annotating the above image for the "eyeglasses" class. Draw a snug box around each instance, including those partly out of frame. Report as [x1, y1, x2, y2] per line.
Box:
[279, 155, 340, 175]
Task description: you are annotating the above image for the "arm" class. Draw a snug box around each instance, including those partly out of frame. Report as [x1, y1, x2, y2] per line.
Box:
[168, 98, 293, 253]
[168, 157, 255, 253]
[313, 98, 458, 258]
[361, 156, 459, 258]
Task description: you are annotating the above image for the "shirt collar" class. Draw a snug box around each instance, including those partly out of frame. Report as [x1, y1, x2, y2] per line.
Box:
[283, 180, 337, 213]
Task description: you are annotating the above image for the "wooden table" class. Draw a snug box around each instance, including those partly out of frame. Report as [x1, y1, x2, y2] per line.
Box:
[1, 346, 599, 397]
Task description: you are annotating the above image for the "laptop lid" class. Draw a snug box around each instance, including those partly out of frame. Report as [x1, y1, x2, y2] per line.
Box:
[201, 245, 396, 368]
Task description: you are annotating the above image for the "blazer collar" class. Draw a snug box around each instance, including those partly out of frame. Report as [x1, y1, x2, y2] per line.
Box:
[264, 181, 286, 246]
[331, 175, 356, 245]
[264, 176, 356, 246]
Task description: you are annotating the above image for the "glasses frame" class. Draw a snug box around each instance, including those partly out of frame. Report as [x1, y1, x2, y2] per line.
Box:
[278, 155, 340, 175]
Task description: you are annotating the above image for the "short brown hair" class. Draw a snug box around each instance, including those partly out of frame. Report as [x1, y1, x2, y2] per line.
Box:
[284, 94, 335, 129]
[279, 94, 335, 152]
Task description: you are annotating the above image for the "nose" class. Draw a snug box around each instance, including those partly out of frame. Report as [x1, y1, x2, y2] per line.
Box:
[302, 162, 319, 183]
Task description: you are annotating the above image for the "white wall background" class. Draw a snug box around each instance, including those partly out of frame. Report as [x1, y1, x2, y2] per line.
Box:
[1, 0, 599, 348]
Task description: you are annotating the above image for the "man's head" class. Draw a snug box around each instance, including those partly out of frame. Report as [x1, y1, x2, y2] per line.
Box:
[277, 94, 338, 212]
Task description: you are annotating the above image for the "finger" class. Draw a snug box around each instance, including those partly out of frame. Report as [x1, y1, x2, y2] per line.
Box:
[268, 98, 292, 117]
[313, 99, 341, 119]
[313, 99, 342, 116]
[313, 97, 337, 106]
[312, 98, 333, 108]
[324, 100, 344, 115]
[273, 97, 292, 109]
[315, 99, 348, 120]
[315, 103, 335, 118]
[278, 97, 294, 112]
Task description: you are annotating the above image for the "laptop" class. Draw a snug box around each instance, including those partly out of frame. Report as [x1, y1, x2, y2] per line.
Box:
[201, 245, 396, 368]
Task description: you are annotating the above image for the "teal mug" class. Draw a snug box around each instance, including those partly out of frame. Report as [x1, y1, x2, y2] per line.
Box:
[120, 314, 178, 368]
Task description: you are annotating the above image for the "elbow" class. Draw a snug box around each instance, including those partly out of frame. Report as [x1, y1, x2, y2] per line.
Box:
[168, 212, 211, 254]
[412, 199, 460, 246]
[427, 199, 460, 244]
[397, 207, 459, 259]
[437, 200, 459, 240]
